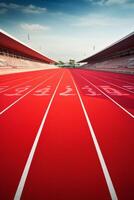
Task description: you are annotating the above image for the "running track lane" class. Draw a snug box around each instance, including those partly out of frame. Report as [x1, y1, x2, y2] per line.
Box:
[84, 71, 134, 96]
[71, 69, 134, 200]
[0, 69, 63, 199]
[81, 69, 134, 84]
[0, 68, 134, 200]
[0, 69, 56, 83]
[0, 69, 54, 84]
[0, 70, 57, 114]
[19, 69, 112, 200]
[77, 69, 134, 116]
[0, 69, 57, 93]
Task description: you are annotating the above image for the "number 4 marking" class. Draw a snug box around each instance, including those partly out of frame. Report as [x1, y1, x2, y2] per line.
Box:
[33, 86, 51, 96]
[100, 85, 129, 96]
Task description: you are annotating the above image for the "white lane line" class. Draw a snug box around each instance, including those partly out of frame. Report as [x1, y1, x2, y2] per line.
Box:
[14, 73, 64, 200]
[0, 76, 32, 86]
[81, 69, 134, 86]
[98, 74, 134, 85]
[0, 72, 59, 115]
[0, 76, 42, 93]
[78, 73, 134, 118]
[0, 72, 53, 94]
[0, 69, 54, 85]
[86, 74, 134, 94]
[106, 74, 134, 83]
[71, 75, 118, 200]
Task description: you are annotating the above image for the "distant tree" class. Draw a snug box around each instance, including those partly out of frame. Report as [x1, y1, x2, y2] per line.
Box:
[58, 61, 64, 64]
[58, 60, 65, 67]
[69, 59, 75, 68]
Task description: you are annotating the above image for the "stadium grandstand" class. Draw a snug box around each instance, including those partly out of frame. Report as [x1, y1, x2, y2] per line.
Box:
[0, 29, 57, 74]
[79, 32, 134, 74]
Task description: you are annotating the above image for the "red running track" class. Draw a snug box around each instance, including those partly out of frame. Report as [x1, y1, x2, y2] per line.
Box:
[0, 68, 134, 200]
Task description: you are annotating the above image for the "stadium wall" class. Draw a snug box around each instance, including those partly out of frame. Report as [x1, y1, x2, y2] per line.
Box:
[80, 32, 134, 74]
[0, 29, 58, 74]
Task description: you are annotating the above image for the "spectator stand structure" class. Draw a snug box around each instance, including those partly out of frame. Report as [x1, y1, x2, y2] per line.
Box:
[0, 29, 57, 74]
[79, 32, 134, 74]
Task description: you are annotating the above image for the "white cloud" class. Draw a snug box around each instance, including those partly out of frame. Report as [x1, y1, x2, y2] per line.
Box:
[20, 23, 50, 31]
[72, 14, 112, 27]
[72, 14, 120, 28]
[22, 4, 47, 14]
[88, 0, 134, 7]
[104, 0, 127, 5]
[19, 12, 133, 62]
[0, 2, 47, 14]
[87, 0, 106, 6]
[72, 13, 134, 28]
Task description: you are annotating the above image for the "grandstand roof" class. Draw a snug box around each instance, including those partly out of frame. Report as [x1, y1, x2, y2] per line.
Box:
[0, 29, 56, 64]
[79, 32, 134, 63]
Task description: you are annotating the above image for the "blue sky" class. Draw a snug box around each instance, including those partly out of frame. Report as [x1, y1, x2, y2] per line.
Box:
[0, 0, 134, 62]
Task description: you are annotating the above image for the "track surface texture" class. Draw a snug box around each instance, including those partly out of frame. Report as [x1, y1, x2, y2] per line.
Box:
[0, 68, 134, 200]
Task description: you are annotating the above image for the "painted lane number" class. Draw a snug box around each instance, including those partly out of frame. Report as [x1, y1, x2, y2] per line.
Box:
[33, 86, 51, 96]
[82, 85, 101, 96]
[123, 85, 134, 90]
[59, 85, 76, 96]
[0, 86, 9, 92]
[100, 85, 129, 96]
[5, 86, 31, 96]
